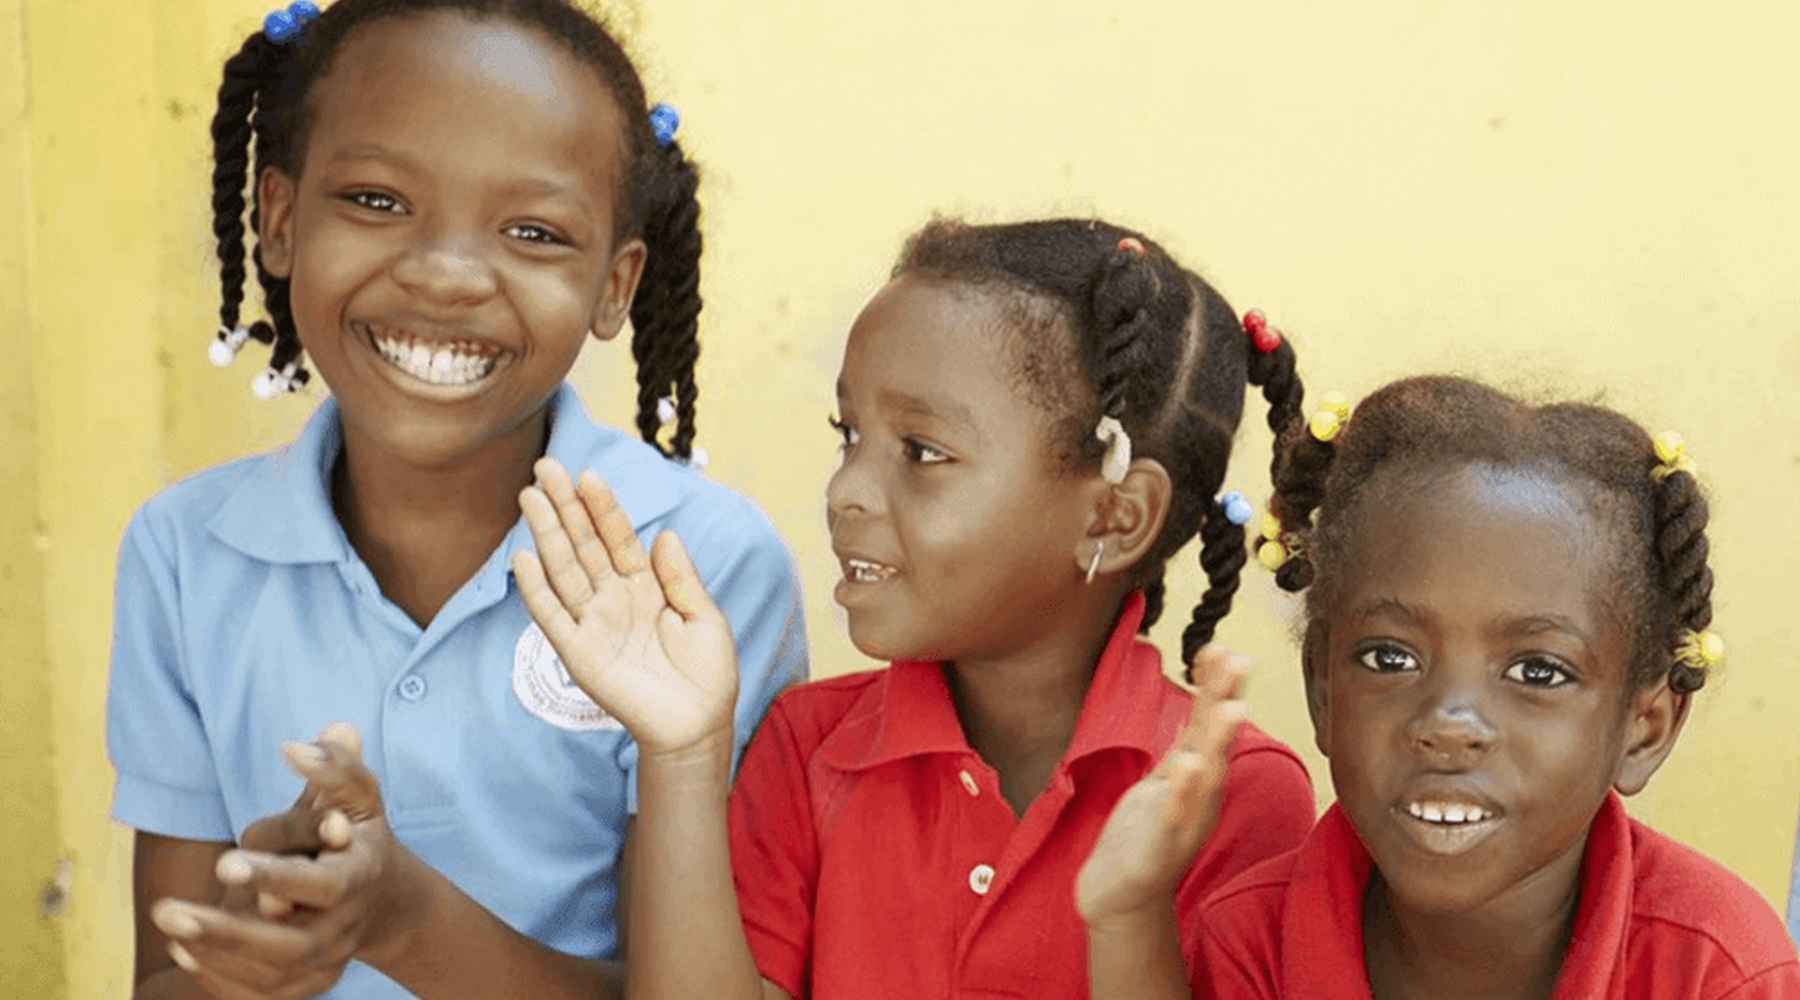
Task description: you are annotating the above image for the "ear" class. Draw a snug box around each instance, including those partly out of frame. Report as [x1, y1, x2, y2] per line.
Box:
[589, 237, 648, 343]
[1301, 619, 1332, 757]
[256, 167, 298, 278]
[1071, 456, 1173, 580]
[1612, 680, 1691, 796]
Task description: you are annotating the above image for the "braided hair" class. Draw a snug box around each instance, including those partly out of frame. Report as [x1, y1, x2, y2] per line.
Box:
[208, 0, 703, 458]
[894, 219, 1309, 669]
[1269, 375, 1719, 692]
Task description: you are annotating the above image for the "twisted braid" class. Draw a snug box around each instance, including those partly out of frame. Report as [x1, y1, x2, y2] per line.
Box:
[1653, 468, 1714, 693]
[629, 143, 703, 459]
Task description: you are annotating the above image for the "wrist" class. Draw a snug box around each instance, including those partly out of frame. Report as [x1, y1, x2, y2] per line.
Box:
[357, 842, 432, 970]
[639, 726, 735, 779]
[1082, 890, 1179, 937]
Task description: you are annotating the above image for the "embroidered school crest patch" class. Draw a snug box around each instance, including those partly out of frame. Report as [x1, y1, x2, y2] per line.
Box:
[512, 622, 625, 731]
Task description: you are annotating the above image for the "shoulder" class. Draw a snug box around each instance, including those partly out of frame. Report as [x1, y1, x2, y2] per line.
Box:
[1627, 819, 1800, 985]
[125, 451, 277, 561]
[1219, 722, 1316, 828]
[762, 669, 889, 753]
[1194, 846, 1301, 960]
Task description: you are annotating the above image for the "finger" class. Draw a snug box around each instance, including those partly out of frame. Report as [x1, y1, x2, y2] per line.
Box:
[163, 898, 321, 966]
[1186, 645, 1250, 701]
[577, 470, 650, 576]
[649, 531, 721, 624]
[168, 941, 279, 1000]
[512, 550, 581, 648]
[158, 900, 290, 989]
[534, 458, 611, 586]
[281, 741, 383, 822]
[317, 721, 363, 756]
[218, 848, 370, 911]
[519, 484, 595, 610]
[239, 805, 334, 855]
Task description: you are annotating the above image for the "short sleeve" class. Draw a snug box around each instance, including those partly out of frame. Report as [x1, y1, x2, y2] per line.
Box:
[618, 498, 809, 814]
[1177, 744, 1314, 975]
[105, 510, 233, 841]
[727, 703, 820, 999]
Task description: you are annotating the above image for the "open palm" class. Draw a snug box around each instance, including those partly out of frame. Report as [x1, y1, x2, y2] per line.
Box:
[512, 458, 738, 755]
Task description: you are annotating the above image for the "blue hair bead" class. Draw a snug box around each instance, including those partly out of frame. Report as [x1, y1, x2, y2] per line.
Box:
[264, 8, 302, 43]
[1221, 491, 1254, 526]
[289, 1, 321, 23]
[648, 103, 681, 148]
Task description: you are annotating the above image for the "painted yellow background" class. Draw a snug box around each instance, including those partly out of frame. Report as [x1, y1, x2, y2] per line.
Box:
[6, 0, 1797, 994]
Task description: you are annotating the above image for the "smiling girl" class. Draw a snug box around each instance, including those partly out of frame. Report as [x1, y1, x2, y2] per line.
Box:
[1080, 375, 1800, 998]
[106, 2, 806, 997]
[512, 218, 1320, 998]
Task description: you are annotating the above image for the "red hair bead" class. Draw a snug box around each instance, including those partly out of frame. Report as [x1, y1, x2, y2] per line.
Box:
[1243, 308, 1281, 353]
[1117, 237, 1147, 256]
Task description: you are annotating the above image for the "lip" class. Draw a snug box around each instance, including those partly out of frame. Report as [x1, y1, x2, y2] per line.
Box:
[830, 545, 901, 607]
[1389, 781, 1507, 857]
[354, 319, 517, 402]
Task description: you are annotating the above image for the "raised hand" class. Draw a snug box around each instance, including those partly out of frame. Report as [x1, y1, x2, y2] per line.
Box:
[512, 457, 739, 756]
[1075, 648, 1250, 927]
[151, 725, 421, 999]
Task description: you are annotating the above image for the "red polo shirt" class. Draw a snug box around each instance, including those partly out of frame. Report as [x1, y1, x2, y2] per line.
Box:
[727, 594, 1315, 999]
[1196, 795, 1800, 998]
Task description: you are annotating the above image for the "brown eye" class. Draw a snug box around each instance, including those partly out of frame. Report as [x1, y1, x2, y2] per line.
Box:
[1356, 645, 1418, 673]
[1504, 657, 1572, 688]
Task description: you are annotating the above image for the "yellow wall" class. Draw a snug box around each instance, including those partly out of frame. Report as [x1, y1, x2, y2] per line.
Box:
[9, 0, 1798, 990]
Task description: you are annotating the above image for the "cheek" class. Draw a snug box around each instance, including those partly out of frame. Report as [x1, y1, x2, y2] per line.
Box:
[504, 262, 596, 330]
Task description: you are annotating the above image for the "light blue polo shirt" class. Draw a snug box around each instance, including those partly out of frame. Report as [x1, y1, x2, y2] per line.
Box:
[107, 384, 808, 997]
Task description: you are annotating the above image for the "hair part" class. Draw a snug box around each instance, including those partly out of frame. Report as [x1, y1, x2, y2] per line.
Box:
[894, 218, 1309, 668]
[1271, 375, 1717, 693]
[208, 0, 703, 458]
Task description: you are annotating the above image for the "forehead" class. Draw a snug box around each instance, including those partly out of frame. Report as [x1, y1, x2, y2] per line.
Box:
[841, 276, 1014, 394]
[304, 13, 625, 189]
[1337, 463, 1612, 625]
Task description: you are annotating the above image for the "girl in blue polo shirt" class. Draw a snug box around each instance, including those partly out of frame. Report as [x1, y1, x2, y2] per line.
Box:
[511, 219, 1320, 998]
[105, 1, 806, 996]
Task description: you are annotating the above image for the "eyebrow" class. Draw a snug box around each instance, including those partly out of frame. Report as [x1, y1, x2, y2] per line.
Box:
[1494, 614, 1590, 643]
[836, 380, 983, 441]
[1349, 596, 1423, 626]
[326, 143, 419, 168]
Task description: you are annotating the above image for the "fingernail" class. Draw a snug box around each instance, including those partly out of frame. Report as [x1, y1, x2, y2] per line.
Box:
[216, 852, 253, 885]
[1229, 655, 1253, 672]
[169, 941, 199, 972]
[156, 903, 202, 940]
[321, 810, 353, 848]
[283, 741, 326, 766]
[258, 891, 294, 919]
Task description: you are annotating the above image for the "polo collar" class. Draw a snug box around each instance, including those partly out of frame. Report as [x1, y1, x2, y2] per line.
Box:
[818, 592, 1179, 772]
[1280, 795, 1634, 998]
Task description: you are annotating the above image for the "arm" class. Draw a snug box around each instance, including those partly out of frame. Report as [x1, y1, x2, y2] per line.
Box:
[155, 731, 626, 999]
[512, 459, 790, 1000]
[1076, 649, 1252, 1000]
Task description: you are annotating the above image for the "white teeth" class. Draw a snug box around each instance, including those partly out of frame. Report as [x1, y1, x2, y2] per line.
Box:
[844, 558, 897, 583]
[1407, 801, 1493, 825]
[370, 327, 500, 387]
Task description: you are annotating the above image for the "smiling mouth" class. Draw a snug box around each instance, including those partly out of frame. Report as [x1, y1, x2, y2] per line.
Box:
[361, 322, 508, 388]
[1392, 798, 1505, 856]
[843, 558, 899, 583]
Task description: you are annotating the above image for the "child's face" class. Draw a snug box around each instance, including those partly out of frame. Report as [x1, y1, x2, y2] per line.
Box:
[257, 13, 644, 467]
[826, 277, 1099, 662]
[1307, 462, 1682, 915]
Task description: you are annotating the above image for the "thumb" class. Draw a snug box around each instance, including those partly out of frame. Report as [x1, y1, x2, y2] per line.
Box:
[283, 731, 384, 822]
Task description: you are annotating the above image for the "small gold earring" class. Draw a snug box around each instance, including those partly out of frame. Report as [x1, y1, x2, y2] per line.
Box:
[1085, 541, 1106, 585]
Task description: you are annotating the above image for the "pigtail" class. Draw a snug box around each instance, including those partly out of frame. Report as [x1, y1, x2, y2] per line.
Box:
[1088, 244, 1161, 425]
[209, 33, 284, 359]
[1179, 312, 1310, 666]
[1653, 466, 1715, 693]
[629, 142, 703, 460]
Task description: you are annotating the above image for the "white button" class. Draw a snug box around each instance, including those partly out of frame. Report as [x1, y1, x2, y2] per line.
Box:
[957, 770, 980, 797]
[398, 675, 427, 702]
[968, 864, 995, 895]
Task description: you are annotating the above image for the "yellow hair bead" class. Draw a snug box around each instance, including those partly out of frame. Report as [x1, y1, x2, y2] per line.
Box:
[1673, 629, 1726, 670]
[1650, 430, 1699, 481]
[1257, 539, 1289, 571]
[1309, 409, 1344, 442]
[1320, 392, 1352, 420]
[1652, 431, 1686, 465]
[1259, 511, 1283, 542]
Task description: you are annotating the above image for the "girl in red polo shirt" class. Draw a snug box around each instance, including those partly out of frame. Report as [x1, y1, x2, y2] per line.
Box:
[1079, 375, 1800, 998]
[510, 219, 1320, 997]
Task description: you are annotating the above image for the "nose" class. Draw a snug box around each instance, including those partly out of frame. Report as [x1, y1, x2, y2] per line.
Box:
[825, 446, 880, 527]
[1404, 692, 1497, 769]
[390, 234, 498, 306]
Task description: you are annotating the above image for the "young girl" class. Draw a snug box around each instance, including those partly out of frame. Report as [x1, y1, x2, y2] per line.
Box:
[106, 2, 807, 996]
[513, 218, 1320, 997]
[1081, 376, 1800, 997]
